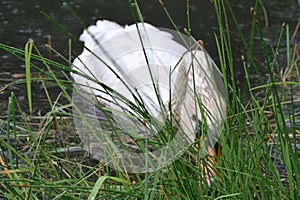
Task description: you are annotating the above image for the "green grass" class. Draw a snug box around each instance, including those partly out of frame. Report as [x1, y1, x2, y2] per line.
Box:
[0, 0, 299, 199]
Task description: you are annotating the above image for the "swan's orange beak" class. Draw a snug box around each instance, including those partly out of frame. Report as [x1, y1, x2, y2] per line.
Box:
[195, 136, 221, 186]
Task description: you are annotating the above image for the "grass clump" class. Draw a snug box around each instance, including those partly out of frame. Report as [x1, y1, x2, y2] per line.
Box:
[0, 0, 299, 199]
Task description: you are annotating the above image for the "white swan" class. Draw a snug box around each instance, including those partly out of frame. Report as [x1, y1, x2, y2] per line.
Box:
[71, 20, 226, 179]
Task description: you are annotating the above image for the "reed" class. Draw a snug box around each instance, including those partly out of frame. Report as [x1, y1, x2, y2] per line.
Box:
[0, 0, 299, 199]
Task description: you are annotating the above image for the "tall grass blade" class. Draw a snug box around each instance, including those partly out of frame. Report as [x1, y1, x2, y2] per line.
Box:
[24, 39, 34, 113]
[88, 176, 108, 200]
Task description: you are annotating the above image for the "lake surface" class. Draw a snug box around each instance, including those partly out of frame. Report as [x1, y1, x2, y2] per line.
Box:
[0, 0, 299, 115]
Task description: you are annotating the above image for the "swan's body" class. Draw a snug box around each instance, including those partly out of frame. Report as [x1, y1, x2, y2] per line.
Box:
[71, 20, 226, 181]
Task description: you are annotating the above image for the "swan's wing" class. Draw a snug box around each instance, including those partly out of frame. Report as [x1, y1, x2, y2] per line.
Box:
[71, 20, 187, 107]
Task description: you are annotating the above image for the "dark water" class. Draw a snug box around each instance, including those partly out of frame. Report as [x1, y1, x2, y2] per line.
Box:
[0, 0, 299, 114]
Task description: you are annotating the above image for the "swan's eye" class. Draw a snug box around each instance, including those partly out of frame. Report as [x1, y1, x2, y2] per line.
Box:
[194, 119, 203, 139]
[192, 114, 202, 138]
[192, 114, 210, 140]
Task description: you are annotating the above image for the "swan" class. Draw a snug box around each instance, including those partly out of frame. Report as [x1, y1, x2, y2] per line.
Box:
[71, 20, 226, 181]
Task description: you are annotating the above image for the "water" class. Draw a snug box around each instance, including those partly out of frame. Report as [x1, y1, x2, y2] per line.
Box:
[0, 0, 299, 114]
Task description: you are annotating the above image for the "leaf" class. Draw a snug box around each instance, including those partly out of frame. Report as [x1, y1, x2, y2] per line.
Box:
[25, 39, 34, 113]
[88, 175, 130, 200]
[88, 176, 108, 200]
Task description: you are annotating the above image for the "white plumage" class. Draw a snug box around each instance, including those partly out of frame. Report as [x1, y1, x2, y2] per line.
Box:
[71, 20, 226, 175]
